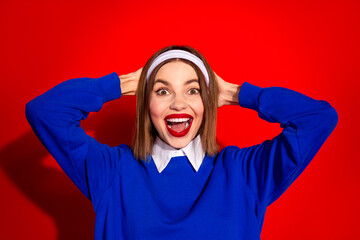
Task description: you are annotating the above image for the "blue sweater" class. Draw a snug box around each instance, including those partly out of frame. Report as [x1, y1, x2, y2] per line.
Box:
[25, 72, 338, 239]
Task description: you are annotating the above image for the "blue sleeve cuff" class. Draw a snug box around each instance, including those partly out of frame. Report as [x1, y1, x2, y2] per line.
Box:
[94, 72, 122, 102]
[238, 82, 263, 111]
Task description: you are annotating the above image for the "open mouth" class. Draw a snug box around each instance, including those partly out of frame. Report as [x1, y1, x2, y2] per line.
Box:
[164, 114, 193, 137]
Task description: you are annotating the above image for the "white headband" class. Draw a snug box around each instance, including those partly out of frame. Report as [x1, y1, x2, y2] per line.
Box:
[146, 49, 209, 86]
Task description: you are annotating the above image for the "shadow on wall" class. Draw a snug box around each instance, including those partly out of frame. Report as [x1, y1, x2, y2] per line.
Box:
[0, 131, 95, 239]
[0, 100, 136, 239]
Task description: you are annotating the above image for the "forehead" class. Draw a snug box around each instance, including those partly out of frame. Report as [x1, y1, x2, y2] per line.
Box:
[154, 61, 198, 84]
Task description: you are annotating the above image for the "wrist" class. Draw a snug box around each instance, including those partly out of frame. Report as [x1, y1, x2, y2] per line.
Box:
[119, 74, 137, 96]
[221, 82, 241, 106]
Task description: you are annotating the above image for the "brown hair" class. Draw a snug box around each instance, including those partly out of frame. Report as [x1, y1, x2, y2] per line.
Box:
[132, 45, 219, 161]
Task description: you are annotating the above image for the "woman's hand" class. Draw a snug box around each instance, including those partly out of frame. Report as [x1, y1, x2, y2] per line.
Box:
[119, 67, 143, 96]
[214, 71, 241, 107]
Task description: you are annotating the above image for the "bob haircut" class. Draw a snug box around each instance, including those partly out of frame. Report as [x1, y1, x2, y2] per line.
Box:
[132, 45, 219, 161]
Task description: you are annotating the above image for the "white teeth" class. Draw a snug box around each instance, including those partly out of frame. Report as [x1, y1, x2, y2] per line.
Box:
[166, 118, 190, 123]
[167, 121, 190, 130]
[166, 118, 192, 131]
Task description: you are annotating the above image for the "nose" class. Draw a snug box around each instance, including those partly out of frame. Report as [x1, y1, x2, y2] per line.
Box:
[169, 94, 188, 111]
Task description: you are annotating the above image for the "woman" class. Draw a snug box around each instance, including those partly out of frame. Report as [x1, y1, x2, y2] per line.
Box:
[25, 45, 338, 239]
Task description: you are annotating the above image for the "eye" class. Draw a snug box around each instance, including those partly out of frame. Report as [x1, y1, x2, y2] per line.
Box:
[156, 88, 170, 96]
[188, 88, 200, 95]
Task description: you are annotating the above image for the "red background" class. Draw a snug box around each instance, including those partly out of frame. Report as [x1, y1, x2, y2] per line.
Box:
[0, 0, 359, 239]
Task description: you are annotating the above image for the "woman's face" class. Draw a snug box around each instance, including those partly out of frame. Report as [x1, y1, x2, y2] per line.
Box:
[149, 61, 204, 149]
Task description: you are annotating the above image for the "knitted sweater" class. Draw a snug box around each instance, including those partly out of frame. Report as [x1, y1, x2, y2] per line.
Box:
[25, 72, 338, 239]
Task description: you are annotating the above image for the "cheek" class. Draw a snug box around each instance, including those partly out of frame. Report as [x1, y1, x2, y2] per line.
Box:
[193, 99, 205, 117]
[149, 98, 167, 126]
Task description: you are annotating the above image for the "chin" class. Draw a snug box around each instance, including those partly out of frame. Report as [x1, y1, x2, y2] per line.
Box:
[172, 142, 190, 149]
[162, 134, 194, 149]
[167, 138, 191, 149]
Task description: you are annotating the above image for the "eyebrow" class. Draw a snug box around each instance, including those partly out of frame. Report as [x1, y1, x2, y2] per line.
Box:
[154, 78, 199, 85]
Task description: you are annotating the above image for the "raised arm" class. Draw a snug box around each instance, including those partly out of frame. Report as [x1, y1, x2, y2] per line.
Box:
[25, 69, 141, 208]
[215, 73, 338, 207]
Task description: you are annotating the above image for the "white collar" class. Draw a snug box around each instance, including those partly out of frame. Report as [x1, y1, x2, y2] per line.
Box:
[151, 135, 205, 173]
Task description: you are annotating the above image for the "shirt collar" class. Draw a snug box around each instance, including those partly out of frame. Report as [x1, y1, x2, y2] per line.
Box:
[151, 135, 205, 173]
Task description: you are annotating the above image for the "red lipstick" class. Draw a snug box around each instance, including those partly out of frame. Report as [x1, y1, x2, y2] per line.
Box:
[164, 114, 193, 137]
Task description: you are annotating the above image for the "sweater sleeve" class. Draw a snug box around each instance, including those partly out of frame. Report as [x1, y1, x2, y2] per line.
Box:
[25, 72, 123, 207]
[236, 82, 338, 207]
